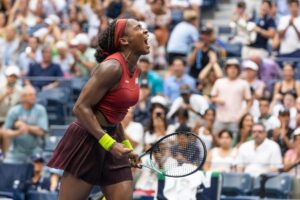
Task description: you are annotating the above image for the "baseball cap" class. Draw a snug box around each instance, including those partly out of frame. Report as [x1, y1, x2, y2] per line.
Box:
[200, 25, 213, 34]
[140, 79, 149, 88]
[70, 33, 90, 46]
[293, 127, 300, 137]
[225, 58, 240, 66]
[278, 108, 290, 116]
[5, 66, 20, 77]
[183, 9, 197, 21]
[32, 154, 45, 163]
[180, 84, 192, 94]
[242, 60, 259, 71]
[151, 95, 168, 107]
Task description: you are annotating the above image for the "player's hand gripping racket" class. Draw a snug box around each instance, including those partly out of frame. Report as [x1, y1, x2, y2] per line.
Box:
[137, 132, 207, 178]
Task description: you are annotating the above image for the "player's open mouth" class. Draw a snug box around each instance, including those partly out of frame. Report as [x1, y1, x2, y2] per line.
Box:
[144, 35, 150, 48]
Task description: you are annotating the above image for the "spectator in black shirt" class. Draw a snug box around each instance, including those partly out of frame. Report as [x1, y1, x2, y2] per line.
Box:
[187, 26, 218, 79]
[242, 0, 276, 59]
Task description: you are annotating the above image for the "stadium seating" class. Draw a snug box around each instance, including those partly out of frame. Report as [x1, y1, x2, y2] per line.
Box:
[221, 173, 252, 197]
[251, 173, 293, 199]
[0, 163, 33, 198]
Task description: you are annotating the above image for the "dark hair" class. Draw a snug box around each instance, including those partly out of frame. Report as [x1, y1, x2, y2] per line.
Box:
[259, 97, 270, 103]
[204, 108, 216, 117]
[175, 108, 189, 119]
[238, 113, 253, 130]
[237, 1, 246, 8]
[288, 0, 299, 5]
[224, 64, 241, 76]
[172, 57, 186, 66]
[146, 104, 168, 134]
[218, 129, 233, 139]
[139, 57, 151, 64]
[95, 20, 118, 63]
[262, 0, 272, 7]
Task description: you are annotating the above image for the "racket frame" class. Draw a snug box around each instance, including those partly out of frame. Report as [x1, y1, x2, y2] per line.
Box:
[139, 131, 207, 178]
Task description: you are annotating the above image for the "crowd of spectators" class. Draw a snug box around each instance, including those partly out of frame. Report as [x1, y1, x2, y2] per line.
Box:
[0, 0, 299, 197]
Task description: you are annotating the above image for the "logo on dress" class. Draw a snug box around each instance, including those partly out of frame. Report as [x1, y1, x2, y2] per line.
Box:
[125, 80, 130, 83]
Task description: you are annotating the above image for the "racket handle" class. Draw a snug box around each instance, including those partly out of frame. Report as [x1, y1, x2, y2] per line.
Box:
[140, 164, 163, 175]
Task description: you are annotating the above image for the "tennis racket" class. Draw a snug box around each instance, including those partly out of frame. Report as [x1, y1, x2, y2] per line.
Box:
[138, 131, 207, 178]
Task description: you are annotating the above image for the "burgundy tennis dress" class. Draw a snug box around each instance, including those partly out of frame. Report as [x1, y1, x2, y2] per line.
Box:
[47, 52, 140, 186]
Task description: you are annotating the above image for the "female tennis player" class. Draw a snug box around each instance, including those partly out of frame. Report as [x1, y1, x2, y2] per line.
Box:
[47, 18, 150, 200]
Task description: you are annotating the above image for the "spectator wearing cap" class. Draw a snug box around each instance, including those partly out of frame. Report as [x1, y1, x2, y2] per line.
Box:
[30, 156, 51, 191]
[188, 25, 220, 80]
[166, 9, 199, 65]
[0, 85, 48, 163]
[0, 66, 23, 154]
[133, 80, 152, 126]
[236, 123, 283, 177]
[70, 33, 96, 77]
[167, 84, 209, 127]
[283, 127, 300, 179]
[277, 0, 300, 58]
[270, 109, 294, 155]
[242, 0, 276, 59]
[0, 66, 22, 127]
[138, 57, 163, 96]
[256, 97, 280, 132]
[53, 40, 75, 77]
[249, 54, 282, 90]
[18, 36, 43, 76]
[25, 46, 63, 91]
[211, 58, 252, 135]
[164, 57, 196, 102]
[30, 155, 61, 192]
[242, 60, 265, 99]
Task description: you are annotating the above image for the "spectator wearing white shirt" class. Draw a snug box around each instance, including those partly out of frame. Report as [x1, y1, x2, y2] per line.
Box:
[195, 108, 217, 150]
[53, 41, 75, 77]
[204, 130, 236, 172]
[278, 0, 300, 58]
[18, 36, 42, 76]
[167, 84, 208, 127]
[236, 123, 283, 177]
[256, 97, 280, 132]
[121, 107, 144, 155]
[241, 60, 265, 99]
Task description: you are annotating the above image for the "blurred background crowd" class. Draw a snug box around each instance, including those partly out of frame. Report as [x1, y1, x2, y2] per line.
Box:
[0, 0, 300, 199]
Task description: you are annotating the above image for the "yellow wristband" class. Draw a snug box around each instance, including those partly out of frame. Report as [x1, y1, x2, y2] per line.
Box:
[98, 133, 116, 151]
[121, 139, 133, 150]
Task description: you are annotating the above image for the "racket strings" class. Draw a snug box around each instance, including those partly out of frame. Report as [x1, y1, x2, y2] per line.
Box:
[150, 133, 206, 177]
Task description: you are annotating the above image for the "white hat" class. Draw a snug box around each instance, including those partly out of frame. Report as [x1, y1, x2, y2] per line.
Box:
[225, 58, 240, 66]
[151, 95, 168, 107]
[45, 14, 60, 26]
[70, 33, 90, 46]
[293, 127, 300, 137]
[242, 60, 258, 71]
[5, 66, 20, 77]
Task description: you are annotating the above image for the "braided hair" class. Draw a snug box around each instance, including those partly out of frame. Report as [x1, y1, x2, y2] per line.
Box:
[94, 20, 118, 63]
